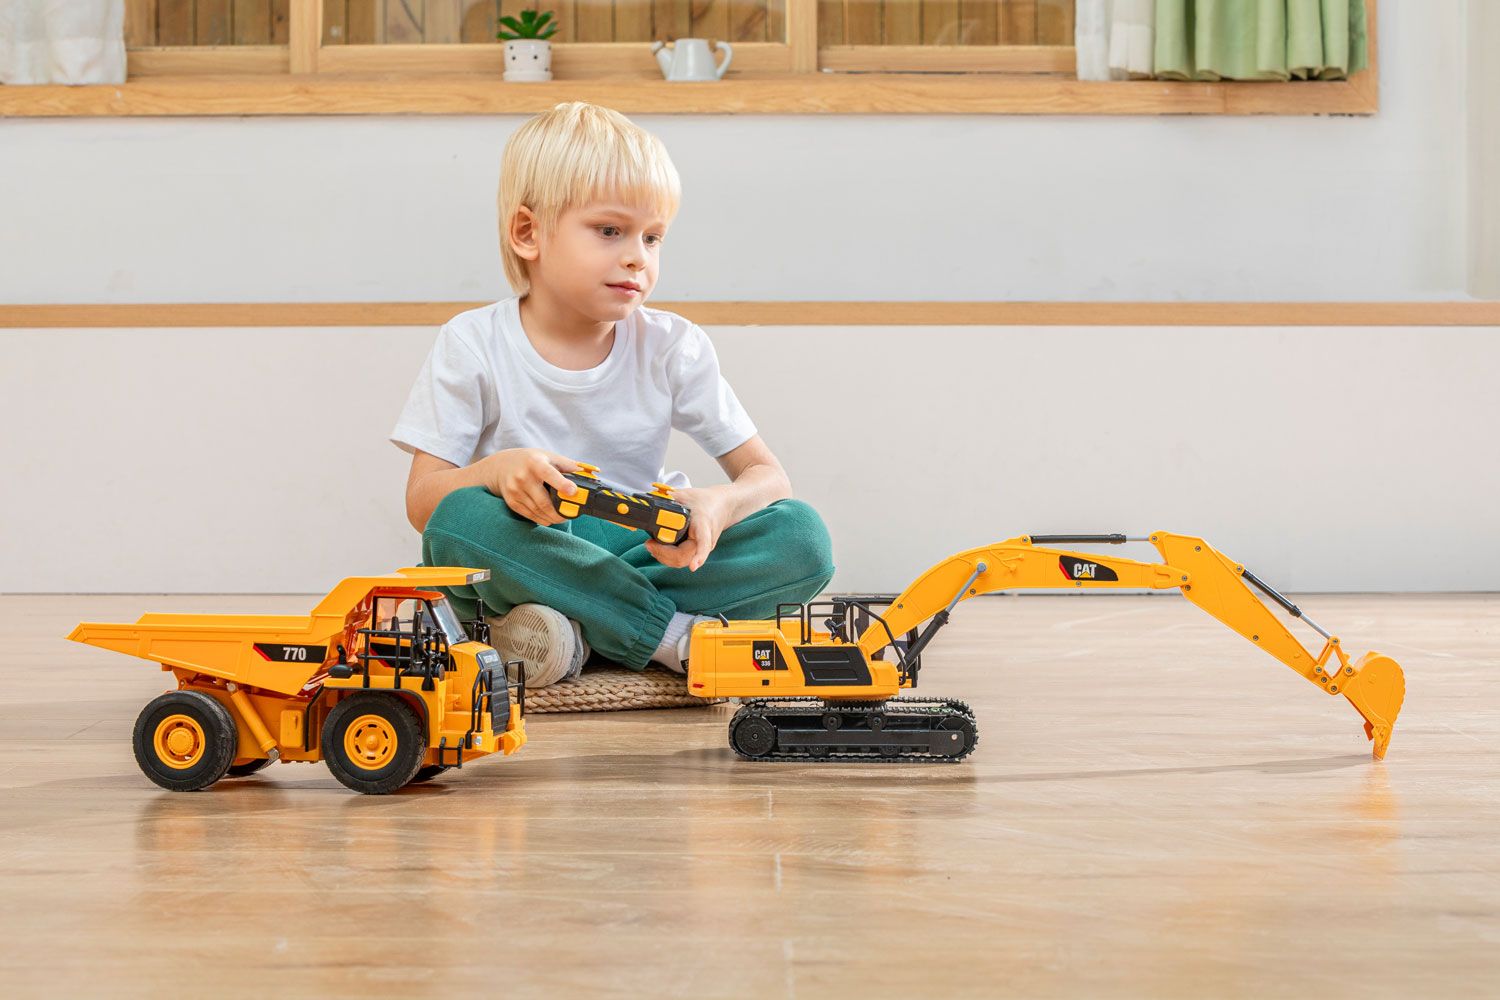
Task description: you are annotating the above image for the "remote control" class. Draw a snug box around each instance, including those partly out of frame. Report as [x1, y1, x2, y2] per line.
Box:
[545, 463, 692, 545]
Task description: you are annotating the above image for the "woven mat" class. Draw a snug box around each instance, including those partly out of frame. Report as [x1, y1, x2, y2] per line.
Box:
[523, 665, 726, 714]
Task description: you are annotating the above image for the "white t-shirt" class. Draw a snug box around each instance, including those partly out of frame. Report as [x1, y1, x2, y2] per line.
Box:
[390, 296, 757, 491]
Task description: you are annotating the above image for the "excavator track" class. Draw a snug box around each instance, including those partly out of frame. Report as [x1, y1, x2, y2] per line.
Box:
[727, 697, 978, 763]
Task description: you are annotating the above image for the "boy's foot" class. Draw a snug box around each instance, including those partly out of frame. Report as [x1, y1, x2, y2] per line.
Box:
[650, 613, 714, 675]
[485, 604, 590, 688]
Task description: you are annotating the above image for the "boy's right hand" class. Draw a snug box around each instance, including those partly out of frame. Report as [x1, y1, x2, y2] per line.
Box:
[482, 448, 581, 526]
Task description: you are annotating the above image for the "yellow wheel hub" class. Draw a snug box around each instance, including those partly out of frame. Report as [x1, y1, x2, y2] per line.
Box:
[344, 715, 398, 771]
[153, 714, 206, 770]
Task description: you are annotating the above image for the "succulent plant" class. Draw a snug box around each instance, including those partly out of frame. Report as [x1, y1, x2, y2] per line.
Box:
[497, 9, 558, 41]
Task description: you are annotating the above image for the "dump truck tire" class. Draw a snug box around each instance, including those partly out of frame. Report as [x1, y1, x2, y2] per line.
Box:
[410, 765, 449, 784]
[226, 758, 274, 777]
[132, 691, 237, 792]
[322, 693, 427, 794]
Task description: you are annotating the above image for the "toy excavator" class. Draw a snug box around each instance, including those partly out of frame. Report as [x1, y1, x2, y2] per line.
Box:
[685, 532, 1407, 764]
[68, 567, 525, 794]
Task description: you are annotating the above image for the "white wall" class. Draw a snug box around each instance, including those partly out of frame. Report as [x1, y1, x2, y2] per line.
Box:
[3, 323, 1495, 594]
[1, 0, 1492, 594]
[1472, 0, 1499, 298]
[0, 2, 1472, 305]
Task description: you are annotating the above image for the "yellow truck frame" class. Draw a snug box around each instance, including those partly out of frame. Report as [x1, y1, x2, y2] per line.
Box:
[688, 532, 1407, 763]
[68, 567, 526, 794]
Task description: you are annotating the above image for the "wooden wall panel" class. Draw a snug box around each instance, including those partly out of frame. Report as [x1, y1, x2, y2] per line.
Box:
[271, 0, 290, 42]
[923, 0, 959, 44]
[1001, 0, 1035, 43]
[1036, 0, 1070, 45]
[322, 0, 348, 42]
[158, 0, 195, 44]
[195, 0, 232, 43]
[125, 0, 159, 46]
[690, 0, 730, 42]
[765, 0, 783, 42]
[653, 0, 690, 41]
[728, 0, 766, 42]
[615, 4, 653, 43]
[818, 0, 843, 46]
[461, 0, 496, 41]
[883, 0, 920, 46]
[346, 0, 379, 41]
[574, 0, 614, 43]
[383, 0, 424, 43]
[130, 0, 1076, 48]
[962, 0, 998, 44]
[845, 0, 881, 46]
[426, 0, 462, 42]
[231, 0, 272, 42]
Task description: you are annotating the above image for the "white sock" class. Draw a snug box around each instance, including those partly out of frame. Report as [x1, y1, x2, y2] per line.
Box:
[650, 612, 711, 668]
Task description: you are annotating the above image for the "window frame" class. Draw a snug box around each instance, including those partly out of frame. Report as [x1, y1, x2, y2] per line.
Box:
[0, 0, 1380, 117]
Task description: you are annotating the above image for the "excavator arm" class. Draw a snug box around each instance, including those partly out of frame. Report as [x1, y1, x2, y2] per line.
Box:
[854, 531, 1405, 759]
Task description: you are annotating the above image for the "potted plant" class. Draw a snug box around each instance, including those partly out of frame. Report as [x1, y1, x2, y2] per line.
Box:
[498, 9, 558, 82]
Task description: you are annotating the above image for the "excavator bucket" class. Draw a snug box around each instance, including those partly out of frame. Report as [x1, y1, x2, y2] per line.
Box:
[1340, 651, 1406, 760]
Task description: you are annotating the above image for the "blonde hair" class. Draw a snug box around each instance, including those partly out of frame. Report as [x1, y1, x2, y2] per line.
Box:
[498, 101, 682, 295]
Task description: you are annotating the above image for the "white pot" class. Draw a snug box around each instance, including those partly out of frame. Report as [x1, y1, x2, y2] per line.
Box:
[503, 39, 552, 82]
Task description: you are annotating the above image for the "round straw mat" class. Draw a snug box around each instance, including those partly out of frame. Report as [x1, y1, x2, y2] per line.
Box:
[523, 665, 726, 714]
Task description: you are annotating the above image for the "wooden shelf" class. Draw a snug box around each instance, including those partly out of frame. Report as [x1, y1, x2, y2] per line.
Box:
[0, 68, 1379, 117]
[4, 300, 1492, 329]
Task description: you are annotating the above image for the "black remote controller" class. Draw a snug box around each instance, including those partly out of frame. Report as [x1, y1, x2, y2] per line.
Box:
[544, 463, 692, 545]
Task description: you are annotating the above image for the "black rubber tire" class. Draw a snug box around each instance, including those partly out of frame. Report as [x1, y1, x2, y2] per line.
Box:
[226, 757, 274, 778]
[321, 693, 428, 794]
[132, 690, 237, 792]
[410, 764, 450, 784]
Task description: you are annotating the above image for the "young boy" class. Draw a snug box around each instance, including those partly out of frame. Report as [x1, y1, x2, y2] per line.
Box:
[390, 101, 835, 687]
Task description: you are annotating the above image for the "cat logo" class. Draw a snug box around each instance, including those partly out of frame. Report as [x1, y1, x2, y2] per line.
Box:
[1058, 557, 1119, 582]
[751, 640, 785, 671]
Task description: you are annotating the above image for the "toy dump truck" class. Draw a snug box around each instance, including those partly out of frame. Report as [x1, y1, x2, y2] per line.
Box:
[68, 567, 526, 794]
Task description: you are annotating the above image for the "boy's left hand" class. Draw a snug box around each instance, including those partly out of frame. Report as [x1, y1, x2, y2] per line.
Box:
[645, 487, 728, 572]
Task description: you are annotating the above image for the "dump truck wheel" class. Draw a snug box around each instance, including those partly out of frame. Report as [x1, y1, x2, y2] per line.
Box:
[132, 691, 237, 792]
[226, 758, 274, 778]
[322, 694, 427, 794]
[410, 765, 449, 784]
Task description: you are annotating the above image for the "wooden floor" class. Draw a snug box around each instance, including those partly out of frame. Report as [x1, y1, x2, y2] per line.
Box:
[3, 593, 1496, 998]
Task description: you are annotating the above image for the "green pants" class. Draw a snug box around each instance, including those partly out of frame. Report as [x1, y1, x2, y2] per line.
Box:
[421, 487, 836, 669]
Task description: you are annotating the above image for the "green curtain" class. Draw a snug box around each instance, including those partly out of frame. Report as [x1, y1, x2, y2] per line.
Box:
[1155, 0, 1369, 81]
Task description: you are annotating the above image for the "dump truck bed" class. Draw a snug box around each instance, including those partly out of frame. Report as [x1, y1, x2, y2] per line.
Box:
[67, 566, 491, 697]
[67, 616, 346, 696]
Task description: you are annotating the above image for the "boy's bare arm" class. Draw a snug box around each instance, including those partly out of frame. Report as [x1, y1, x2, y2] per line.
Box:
[709, 435, 793, 527]
[405, 449, 580, 533]
[644, 435, 792, 572]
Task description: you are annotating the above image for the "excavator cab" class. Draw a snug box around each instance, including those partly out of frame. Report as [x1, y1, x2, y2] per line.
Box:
[825, 595, 921, 676]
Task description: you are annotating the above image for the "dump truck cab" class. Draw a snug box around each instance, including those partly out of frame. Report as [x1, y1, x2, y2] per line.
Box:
[329, 587, 526, 764]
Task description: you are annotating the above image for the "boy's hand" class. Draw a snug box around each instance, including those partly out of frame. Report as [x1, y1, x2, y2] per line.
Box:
[646, 487, 728, 572]
[482, 448, 581, 526]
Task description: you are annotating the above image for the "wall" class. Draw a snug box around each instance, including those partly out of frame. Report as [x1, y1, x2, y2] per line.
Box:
[1472, 0, 1499, 299]
[1, 0, 1491, 594]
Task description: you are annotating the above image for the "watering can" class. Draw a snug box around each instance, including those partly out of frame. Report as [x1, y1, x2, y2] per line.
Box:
[652, 38, 732, 81]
